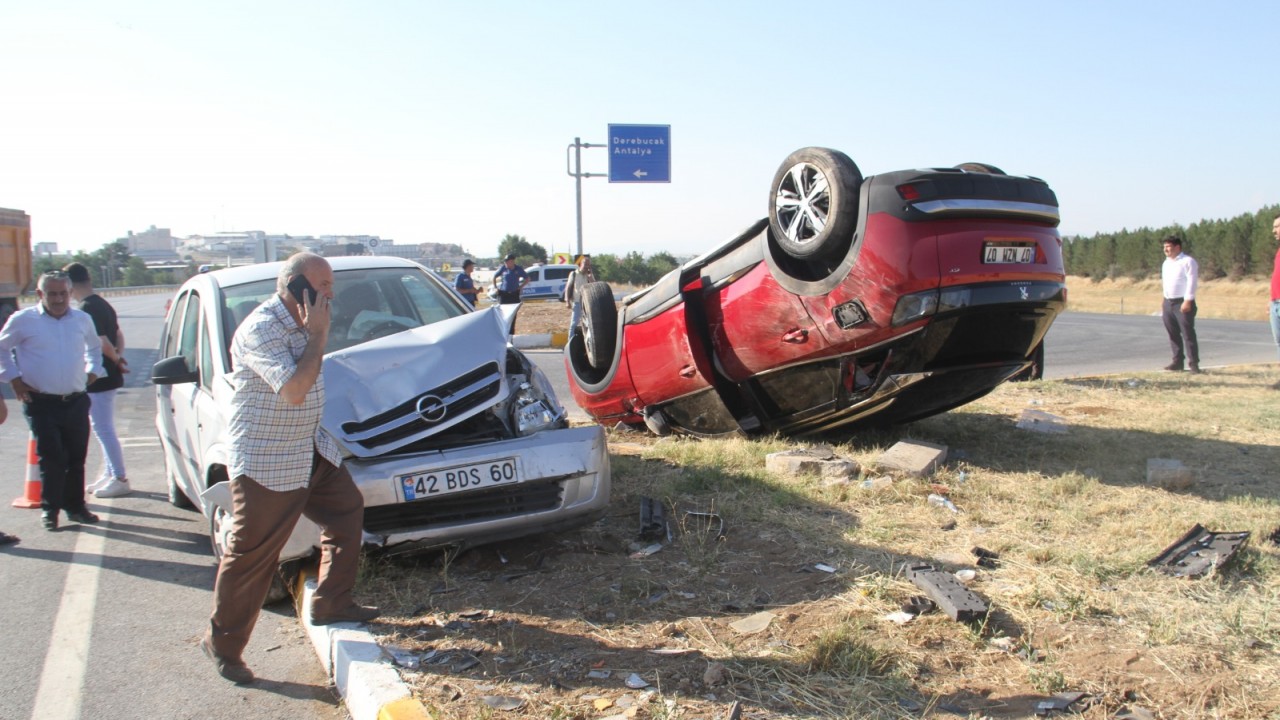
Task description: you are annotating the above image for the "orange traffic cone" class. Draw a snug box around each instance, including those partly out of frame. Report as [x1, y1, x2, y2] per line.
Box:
[12, 433, 41, 509]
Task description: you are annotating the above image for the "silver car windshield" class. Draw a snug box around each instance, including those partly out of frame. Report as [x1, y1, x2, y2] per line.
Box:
[220, 267, 469, 354]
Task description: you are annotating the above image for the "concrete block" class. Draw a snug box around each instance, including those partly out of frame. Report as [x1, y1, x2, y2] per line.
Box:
[1017, 409, 1068, 434]
[1147, 458, 1194, 490]
[765, 445, 858, 479]
[875, 440, 948, 477]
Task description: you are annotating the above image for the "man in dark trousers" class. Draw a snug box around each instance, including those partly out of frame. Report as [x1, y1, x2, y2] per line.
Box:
[0, 270, 104, 530]
[64, 262, 132, 498]
[493, 252, 529, 304]
[201, 253, 377, 685]
[1160, 235, 1200, 373]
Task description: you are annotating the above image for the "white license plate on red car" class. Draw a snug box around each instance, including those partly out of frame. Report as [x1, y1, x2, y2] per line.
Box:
[983, 243, 1035, 264]
[400, 458, 520, 501]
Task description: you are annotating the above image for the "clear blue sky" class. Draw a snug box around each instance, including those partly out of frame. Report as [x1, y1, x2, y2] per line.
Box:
[2, 1, 1276, 259]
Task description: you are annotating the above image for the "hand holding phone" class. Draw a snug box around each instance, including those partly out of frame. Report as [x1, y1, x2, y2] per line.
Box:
[287, 274, 316, 306]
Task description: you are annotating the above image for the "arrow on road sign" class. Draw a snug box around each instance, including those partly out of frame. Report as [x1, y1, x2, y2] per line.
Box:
[633, 170, 647, 179]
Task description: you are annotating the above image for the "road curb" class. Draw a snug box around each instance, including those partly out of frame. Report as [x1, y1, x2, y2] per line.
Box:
[299, 576, 429, 720]
[512, 331, 567, 349]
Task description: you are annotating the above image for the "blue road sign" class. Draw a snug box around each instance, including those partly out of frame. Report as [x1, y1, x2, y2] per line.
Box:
[608, 124, 671, 183]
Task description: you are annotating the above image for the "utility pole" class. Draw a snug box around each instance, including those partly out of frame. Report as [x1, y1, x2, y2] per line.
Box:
[565, 137, 605, 258]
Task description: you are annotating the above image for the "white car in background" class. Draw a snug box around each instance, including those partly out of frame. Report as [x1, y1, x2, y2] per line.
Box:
[152, 256, 610, 600]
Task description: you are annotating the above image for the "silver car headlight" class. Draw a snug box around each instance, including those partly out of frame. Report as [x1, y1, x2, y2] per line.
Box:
[511, 365, 563, 436]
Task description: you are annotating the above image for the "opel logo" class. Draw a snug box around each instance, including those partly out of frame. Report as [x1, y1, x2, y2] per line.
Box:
[416, 394, 447, 423]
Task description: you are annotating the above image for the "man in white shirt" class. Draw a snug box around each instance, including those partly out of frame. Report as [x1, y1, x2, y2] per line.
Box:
[1160, 235, 1200, 373]
[0, 270, 105, 530]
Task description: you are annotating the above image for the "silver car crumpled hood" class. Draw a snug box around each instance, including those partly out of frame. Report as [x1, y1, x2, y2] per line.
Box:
[321, 305, 520, 459]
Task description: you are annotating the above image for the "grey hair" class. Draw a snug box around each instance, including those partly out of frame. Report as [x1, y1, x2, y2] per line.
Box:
[276, 252, 325, 294]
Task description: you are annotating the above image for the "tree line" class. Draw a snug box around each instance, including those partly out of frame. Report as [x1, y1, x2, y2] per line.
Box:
[1064, 204, 1279, 280]
[495, 234, 682, 286]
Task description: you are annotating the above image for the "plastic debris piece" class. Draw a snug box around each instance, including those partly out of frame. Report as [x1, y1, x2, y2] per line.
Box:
[639, 497, 669, 541]
[955, 568, 977, 582]
[1115, 707, 1156, 720]
[904, 563, 989, 622]
[625, 673, 650, 689]
[593, 698, 614, 711]
[684, 511, 725, 539]
[859, 476, 893, 490]
[729, 610, 775, 635]
[883, 611, 915, 625]
[587, 669, 612, 679]
[1035, 691, 1091, 716]
[629, 543, 664, 559]
[386, 647, 420, 670]
[814, 563, 837, 573]
[900, 596, 936, 616]
[1147, 524, 1251, 578]
[927, 493, 960, 513]
[481, 695, 525, 711]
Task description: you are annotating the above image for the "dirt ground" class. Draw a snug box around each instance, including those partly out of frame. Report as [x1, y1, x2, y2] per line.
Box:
[363, 437, 881, 720]
[504, 298, 576, 336]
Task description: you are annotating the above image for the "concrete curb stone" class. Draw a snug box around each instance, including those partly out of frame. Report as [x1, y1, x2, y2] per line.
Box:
[300, 576, 429, 720]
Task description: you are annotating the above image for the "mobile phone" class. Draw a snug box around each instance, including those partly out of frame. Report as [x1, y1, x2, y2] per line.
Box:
[287, 275, 316, 305]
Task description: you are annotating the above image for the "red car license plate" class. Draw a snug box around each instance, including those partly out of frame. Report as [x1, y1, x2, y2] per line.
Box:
[982, 243, 1035, 264]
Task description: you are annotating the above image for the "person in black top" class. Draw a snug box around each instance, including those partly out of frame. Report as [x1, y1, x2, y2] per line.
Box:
[64, 263, 132, 498]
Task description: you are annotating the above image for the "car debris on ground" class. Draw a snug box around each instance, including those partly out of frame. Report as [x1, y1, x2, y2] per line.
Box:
[903, 562, 989, 622]
[1147, 524, 1251, 578]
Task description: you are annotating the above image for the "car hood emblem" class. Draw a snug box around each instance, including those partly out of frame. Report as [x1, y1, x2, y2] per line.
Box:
[416, 394, 447, 423]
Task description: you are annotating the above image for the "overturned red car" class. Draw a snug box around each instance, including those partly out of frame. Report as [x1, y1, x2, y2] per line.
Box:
[565, 147, 1065, 436]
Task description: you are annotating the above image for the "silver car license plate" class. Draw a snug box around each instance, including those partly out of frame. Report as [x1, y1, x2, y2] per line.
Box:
[400, 458, 520, 501]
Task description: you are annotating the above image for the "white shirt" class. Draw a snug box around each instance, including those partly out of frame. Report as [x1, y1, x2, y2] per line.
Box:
[0, 304, 104, 394]
[226, 295, 342, 491]
[1161, 252, 1198, 301]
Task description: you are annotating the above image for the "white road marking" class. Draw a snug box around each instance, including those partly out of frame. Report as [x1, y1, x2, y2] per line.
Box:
[30, 524, 108, 720]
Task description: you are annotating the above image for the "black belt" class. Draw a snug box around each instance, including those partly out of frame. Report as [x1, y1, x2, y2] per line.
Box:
[1164, 297, 1184, 302]
[29, 391, 86, 403]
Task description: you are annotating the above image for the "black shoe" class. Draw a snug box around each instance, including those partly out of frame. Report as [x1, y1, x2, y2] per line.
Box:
[1163, 362, 1184, 372]
[311, 604, 381, 626]
[1188, 366, 1202, 374]
[200, 635, 255, 684]
[65, 509, 99, 524]
[42, 513, 58, 531]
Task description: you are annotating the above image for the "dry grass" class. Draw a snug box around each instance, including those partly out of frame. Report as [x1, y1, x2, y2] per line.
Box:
[356, 365, 1280, 719]
[1066, 275, 1270, 321]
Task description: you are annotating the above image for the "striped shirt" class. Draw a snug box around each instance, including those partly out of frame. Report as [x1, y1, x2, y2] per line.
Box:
[0, 304, 104, 394]
[227, 295, 342, 491]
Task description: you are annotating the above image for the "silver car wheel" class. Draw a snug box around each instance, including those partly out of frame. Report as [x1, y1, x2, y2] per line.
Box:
[773, 161, 831, 248]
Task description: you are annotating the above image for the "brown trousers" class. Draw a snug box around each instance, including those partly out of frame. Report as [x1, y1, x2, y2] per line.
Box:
[207, 453, 364, 662]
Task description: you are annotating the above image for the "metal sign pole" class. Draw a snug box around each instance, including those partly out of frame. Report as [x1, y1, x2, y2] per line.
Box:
[565, 137, 605, 259]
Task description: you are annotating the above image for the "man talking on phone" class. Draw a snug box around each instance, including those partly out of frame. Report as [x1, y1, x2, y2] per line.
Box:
[200, 252, 377, 685]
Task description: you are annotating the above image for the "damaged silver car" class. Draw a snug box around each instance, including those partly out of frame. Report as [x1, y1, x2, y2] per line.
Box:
[152, 257, 610, 599]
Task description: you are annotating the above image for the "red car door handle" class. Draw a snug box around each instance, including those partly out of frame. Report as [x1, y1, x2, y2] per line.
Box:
[679, 365, 697, 378]
[782, 328, 809, 343]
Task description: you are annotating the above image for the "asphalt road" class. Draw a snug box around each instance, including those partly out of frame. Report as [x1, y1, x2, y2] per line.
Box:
[2, 291, 1275, 720]
[0, 293, 347, 720]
